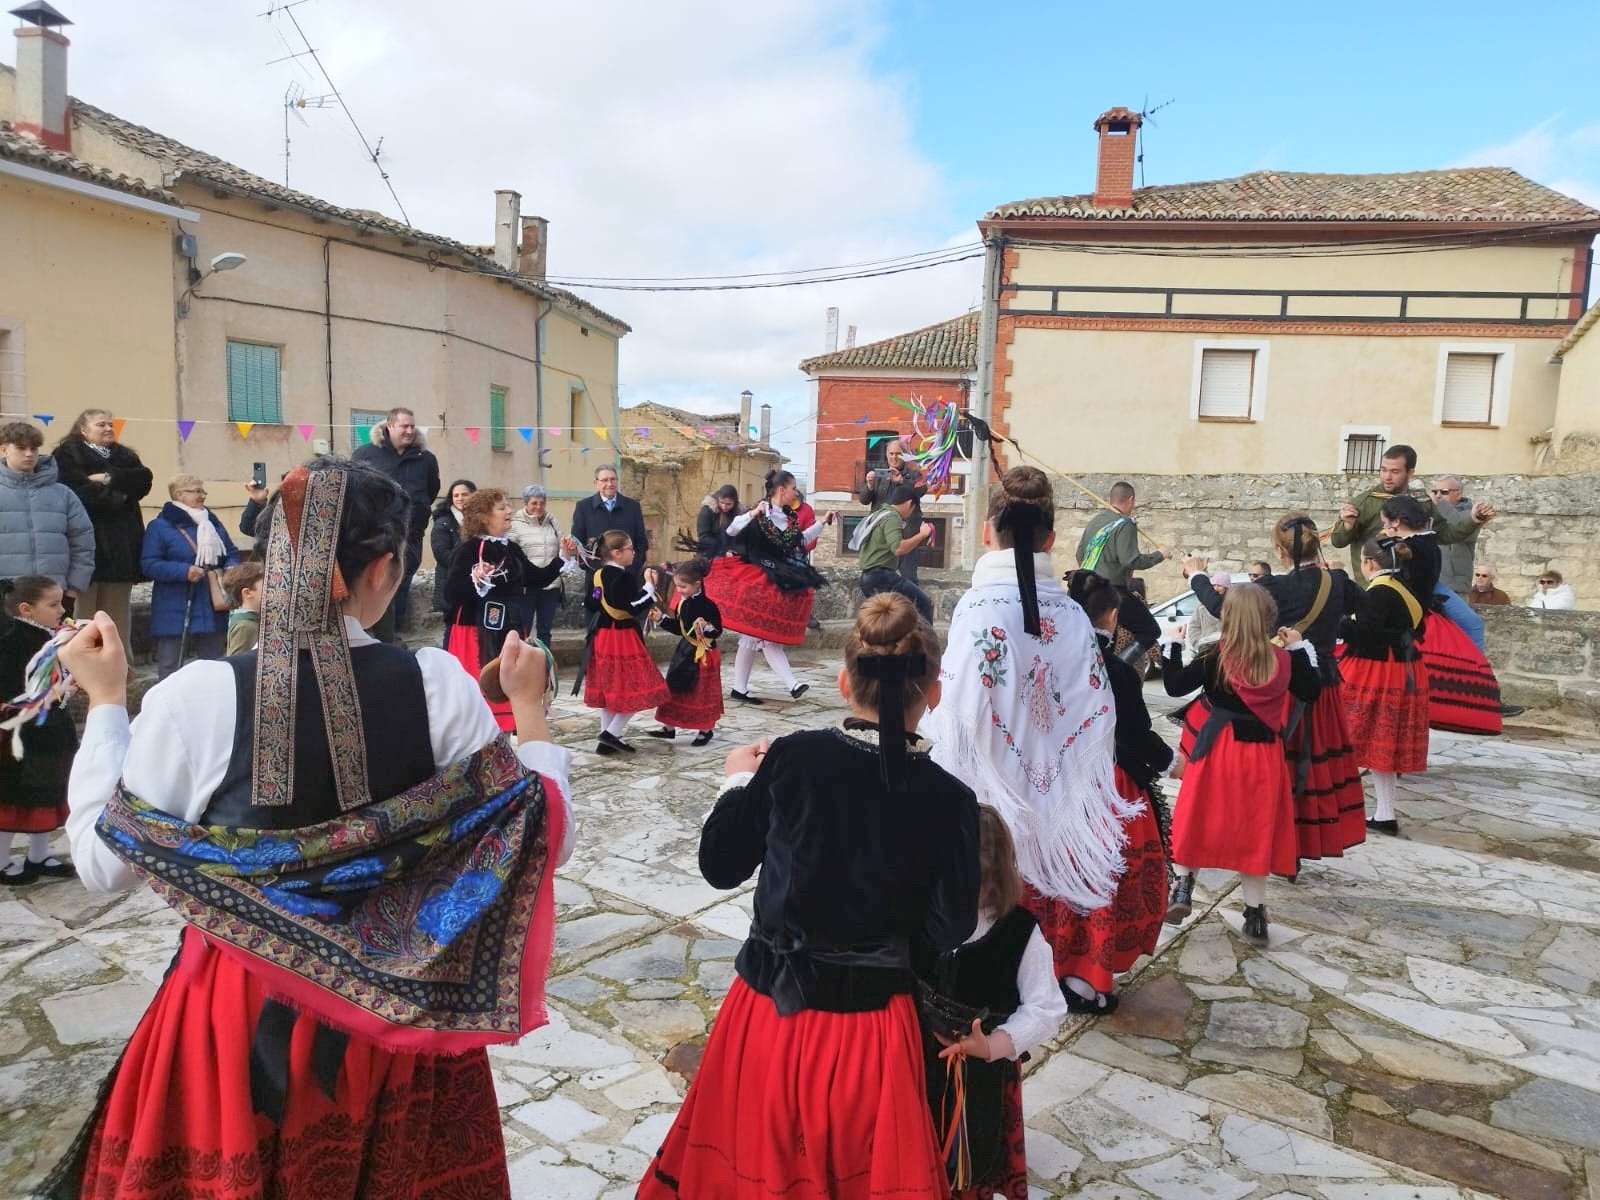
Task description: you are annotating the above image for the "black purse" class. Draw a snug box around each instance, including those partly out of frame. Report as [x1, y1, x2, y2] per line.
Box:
[664, 640, 700, 693]
[914, 975, 996, 1042]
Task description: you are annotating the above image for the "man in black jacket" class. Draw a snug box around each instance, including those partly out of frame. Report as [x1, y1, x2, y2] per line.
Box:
[571, 463, 648, 569]
[352, 408, 439, 640]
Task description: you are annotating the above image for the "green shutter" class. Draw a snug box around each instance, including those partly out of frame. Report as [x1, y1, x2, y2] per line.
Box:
[225, 341, 282, 424]
[490, 386, 508, 450]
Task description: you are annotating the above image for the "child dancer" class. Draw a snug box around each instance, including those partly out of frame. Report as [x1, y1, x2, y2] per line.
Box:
[638, 593, 979, 1200]
[582, 531, 670, 755]
[1162, 584, 1320, 945]
[0, 576, 77, 884]
[648, 559, 724, 746]
[221, 561, 264, 656]
[915, 804, 1067, 1199]
[1340, 535, 1430, 836]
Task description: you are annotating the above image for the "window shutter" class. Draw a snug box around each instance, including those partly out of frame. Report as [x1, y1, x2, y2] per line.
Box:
[490, 386, 508, 450]
[1197, 349, 1255, 418]
[226, 341, 282, 424]
[1441, 353, 1495, 424]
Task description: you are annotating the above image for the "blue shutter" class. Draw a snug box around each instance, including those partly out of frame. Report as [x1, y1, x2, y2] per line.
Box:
[490, 386, 508, 450]
[226, 342, 282, 424]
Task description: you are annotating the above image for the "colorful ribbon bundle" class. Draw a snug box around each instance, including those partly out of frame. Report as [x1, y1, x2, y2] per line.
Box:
[937, 1052, 973, 1190]
[894, 393, 966, 496]
[0, 620, 83, 758]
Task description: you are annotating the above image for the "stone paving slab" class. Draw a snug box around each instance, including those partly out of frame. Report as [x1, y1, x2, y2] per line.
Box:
[3, 651, 1600, 1199]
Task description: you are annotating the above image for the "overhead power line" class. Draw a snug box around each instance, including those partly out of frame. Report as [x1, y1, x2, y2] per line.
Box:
[545, 247, 985, 292]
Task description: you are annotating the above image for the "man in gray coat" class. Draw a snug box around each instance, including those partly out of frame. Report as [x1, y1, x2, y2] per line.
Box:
[1428, 475, 1481, 595]
[0, 422, 94, 597]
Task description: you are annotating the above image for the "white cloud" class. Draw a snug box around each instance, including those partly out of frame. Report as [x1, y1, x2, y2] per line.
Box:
[58, 0, 980, 474]
[1449, 116, 1600, 207]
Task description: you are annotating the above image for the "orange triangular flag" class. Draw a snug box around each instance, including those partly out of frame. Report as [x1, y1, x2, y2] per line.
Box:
[235, 422, 254, 439]
[112, 417, 126, 441]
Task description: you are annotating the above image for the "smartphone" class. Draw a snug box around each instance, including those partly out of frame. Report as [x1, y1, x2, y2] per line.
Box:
[251, 461, 267, 489]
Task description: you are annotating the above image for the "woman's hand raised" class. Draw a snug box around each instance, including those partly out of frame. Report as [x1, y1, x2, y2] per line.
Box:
[57, 613, 130, 710]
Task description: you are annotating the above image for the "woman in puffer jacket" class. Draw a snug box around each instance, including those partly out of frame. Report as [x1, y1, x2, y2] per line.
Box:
[0, 421, 95, 595]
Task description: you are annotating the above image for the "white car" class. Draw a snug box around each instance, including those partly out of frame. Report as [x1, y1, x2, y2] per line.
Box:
[1149, 572, 1254, 664]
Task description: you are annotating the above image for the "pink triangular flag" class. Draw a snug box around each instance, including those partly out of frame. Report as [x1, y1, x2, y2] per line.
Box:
[297, 423, 316, 441]
[464, 427, 481, 444]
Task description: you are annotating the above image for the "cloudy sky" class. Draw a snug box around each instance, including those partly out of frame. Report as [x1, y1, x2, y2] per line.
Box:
[52, 0, 1600, 476]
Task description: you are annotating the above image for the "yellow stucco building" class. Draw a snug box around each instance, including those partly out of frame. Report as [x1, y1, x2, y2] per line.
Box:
[979, 107, 1600, 479]
[1, 10, 627, 529]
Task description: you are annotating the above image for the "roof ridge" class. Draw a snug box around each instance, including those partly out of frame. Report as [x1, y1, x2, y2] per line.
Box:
[799, 310, 979, 374]
[0, 118, 178, 204]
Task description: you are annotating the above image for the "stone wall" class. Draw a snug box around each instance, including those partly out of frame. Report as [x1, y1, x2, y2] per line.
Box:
[1045, 471, 1600, 612]
[1481, 606, 1600, 732]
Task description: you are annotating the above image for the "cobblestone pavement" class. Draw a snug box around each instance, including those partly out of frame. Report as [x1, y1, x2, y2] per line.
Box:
[4, 652, 1600, 1199]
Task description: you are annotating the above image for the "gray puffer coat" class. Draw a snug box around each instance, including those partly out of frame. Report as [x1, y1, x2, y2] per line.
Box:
[0, 454, 96, 592]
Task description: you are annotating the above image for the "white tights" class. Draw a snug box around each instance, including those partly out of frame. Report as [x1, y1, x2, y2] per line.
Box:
[3, 832, 54, 873]
[597, 708, 634, 739]
[1370, 771, 1398, 822]
[732, 636, 798, 693]
[1171, 863, 1267, 908]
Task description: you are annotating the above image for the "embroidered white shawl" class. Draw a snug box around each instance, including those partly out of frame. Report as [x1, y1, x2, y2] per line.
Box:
[929, 550, 1136, 911]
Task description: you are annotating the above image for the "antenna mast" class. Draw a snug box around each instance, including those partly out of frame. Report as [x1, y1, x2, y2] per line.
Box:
[281, 81, 336, 187]
[1136, 96, 1176, 188]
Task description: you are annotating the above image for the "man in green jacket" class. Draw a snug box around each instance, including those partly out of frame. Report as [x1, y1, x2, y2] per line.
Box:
[853, 482, 934, 622]
[1075, 481, 1173, 653]
[1329, 444, 1493, 580]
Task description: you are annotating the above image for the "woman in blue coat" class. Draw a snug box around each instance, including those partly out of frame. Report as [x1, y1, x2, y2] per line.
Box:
[142, 474, 240, 678]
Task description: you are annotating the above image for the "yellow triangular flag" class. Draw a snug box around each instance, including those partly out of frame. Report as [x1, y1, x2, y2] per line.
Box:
[235, 422, 254, 438]
[593, 426, 609, 441]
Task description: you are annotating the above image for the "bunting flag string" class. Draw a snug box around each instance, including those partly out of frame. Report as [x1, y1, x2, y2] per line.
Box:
[111, 417, 127, 441]
[464, 427, 481, 444]
[518, 427, 534, 443]
[234, 422, 254, 439]
[177, 420, 196, 443]
[297, 424, 316, 441]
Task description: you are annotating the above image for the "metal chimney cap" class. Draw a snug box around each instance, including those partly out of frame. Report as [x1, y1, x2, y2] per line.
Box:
[10, 1, 72, 29]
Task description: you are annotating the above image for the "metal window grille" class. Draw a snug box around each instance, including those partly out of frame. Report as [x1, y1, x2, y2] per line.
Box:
[1343, 434, 1385, 474]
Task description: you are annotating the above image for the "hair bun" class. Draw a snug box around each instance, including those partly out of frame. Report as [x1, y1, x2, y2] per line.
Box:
[856, 592, 920, 652]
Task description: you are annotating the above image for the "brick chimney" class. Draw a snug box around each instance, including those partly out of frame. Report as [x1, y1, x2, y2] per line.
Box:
[518, 215, 548, 281]
[493, 189, 520, 270]
[1092, 106, 1143, 210]
[12, 2, 73, 152]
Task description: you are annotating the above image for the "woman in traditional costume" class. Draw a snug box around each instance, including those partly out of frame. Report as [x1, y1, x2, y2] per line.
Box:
[442, 486, 575, 731]
[931, 466, 1140, 1016]
[1184, 514, 1366, 869]
[638, 593, 979, 1200]
[704, 468, 826, 703]
[648, 558, 724, 746]
[1340, 533, 1431, 837]
[578, 530, 669, 754]
[1379, 495, 1504, 737]
[1162, 584, 1321, 945]
[53, 458, 573, 1200]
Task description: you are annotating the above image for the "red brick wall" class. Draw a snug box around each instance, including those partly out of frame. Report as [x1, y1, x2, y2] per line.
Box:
[813, 375, 972, 492]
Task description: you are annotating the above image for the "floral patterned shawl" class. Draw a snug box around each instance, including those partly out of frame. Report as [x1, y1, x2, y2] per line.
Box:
[930, 550, 1137, 912]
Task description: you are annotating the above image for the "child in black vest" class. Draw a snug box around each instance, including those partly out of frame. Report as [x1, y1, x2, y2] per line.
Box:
[916, 804, 1068, 1199]
[0, 575, 78, 884]
[581, 530, 669, 754]
[648, 558, 724, 746]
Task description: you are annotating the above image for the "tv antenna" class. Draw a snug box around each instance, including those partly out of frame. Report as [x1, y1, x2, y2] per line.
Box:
[282, 81, 336, 187]
[1136, 95, 1176, 188]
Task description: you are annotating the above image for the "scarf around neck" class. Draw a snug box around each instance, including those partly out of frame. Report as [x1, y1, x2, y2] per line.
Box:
[176, 502, 226, 566]
[1227, 646, 1291, 731]
[929, 550, 1137, 911]
[85, 441, 113, 459]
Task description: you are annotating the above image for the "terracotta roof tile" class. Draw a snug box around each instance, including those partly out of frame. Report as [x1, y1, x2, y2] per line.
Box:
[0, 120, 178, 205]
[988, 167, 1600, 224]
[799, 312, 979, 374]
[67, 100, 630, 333]
[1555, 300, 1600, 359]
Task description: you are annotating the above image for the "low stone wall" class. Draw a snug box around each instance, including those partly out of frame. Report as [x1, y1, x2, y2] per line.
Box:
[1481, 606, 1600, 733]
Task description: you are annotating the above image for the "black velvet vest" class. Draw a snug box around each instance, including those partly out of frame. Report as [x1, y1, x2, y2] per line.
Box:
[205, 645, 434, 829]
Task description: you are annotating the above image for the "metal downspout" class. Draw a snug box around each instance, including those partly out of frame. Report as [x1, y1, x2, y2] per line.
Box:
[965, 235, 1004, 569]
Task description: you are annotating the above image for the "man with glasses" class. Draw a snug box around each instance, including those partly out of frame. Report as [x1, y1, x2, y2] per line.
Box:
[1427, 476, 1482, 597]
[571, 464, 648, 577]
[1467, 565, 1509, 607]
[352, 407, 440, 641]
[1246, 562, 1273, 584]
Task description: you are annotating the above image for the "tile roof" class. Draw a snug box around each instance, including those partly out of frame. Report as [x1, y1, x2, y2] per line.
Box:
[1554, 300, 1600, 359]
[0, 119, 179, 205]
[987, 168, 1600, 224]
[66, 99, 630, 333]
[799, 312, 979, 375]
[620, 400, 783, 467]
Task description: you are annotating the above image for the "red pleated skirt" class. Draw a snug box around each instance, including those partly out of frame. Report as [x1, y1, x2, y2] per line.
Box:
[1419, 616, 1503, 736]
[445, 622, 513, 731]
[1171, 727, 1298, 878]
[1022, 767, 1167, 994]
[655, 647, 724, 731]
[1286, 686, 1367, 859]
[637, 978, 949, 1200]
[584, 626, 670, 714]
[0, 796, 67, 833]
[703, 557, 813, 646]
[73, 928, 509, 1200]
[1339, 653, 1430, 774]
[950, 1065, 1026, 1200]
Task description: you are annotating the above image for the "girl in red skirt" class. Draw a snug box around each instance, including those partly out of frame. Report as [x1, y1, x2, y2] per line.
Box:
[582, 530, 669, 755]
[1162, 584, 1321, 945]
[648, 558, 724, 746]
[914, 805, 1067, 1200]
[0, 575, 77, 884]
[1185, 514, 1367, 868]
[1340, 532, 1431, 837]
[639, 592, 979, 1200]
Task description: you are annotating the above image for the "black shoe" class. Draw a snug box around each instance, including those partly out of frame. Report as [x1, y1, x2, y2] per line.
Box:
[1242, 904, 1270, 945]
[807, 618, 822, 632]
[1500, 703, 1526, 718]
[1366, 817, 1400, 836]
[0, 860, 38, 887]
[731, 690, 763, 705]
[1061, 983, 1120, 1015]
[1164, 710, 1186, 727]
[595, 739, 619, 756]
[27, 857, 75, 879]
[789, 683, 809, 700]
[691, 730, 714, 747]
[598, 730, 637, 754]
[647, 727, 677, 740]
[1164, 875, 1195, 924]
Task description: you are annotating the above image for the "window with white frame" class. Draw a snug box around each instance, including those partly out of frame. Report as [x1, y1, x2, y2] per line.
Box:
[1434, 344, 1512, 428]
[1337, 425, 1390, 474]
[1190, 341, 1269, 422]
[0, 323, 22, 410]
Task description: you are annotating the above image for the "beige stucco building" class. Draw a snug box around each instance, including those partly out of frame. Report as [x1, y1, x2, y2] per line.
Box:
[1, 10, 627, 530]
[979, 107, 1600, 480]
[1548, 301, 1600, 472]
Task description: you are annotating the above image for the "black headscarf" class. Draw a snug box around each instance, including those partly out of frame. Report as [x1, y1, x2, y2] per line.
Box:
[853, 652, 927, 791]
[996, 502, 1043, 636]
